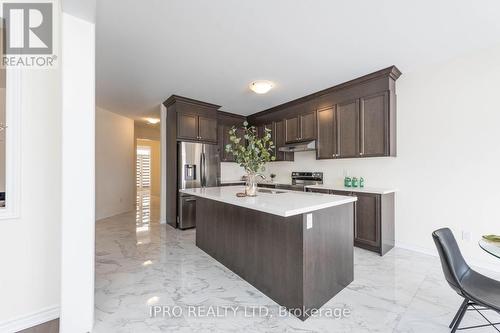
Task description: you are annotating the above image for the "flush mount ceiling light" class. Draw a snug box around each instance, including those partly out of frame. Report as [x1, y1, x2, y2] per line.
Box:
[146, 118, 160, 124]
[249, 80, 274, 94]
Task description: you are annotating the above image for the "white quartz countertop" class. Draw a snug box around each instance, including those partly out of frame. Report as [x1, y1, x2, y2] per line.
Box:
[305, 184, 398, 195]
[179, 186, 357, 217]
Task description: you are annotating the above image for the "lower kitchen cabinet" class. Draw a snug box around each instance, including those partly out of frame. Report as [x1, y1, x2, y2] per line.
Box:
[308, 188, 395, 256]
[353, 192, 380, 250]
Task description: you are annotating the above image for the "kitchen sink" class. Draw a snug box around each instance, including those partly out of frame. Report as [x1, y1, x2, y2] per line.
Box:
[257, 189, 287, 194]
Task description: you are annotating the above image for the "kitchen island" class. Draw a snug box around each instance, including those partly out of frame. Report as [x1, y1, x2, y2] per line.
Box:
[180, 186, 357, 320]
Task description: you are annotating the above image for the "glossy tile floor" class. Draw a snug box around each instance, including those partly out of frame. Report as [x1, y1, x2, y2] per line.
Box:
[94, 191, 500, 332]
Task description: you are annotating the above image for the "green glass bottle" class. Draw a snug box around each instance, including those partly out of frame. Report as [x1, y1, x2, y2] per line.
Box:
[360, 177, 365, 188]
[352, 177, 359, 188]
[344, 176, 352, 187]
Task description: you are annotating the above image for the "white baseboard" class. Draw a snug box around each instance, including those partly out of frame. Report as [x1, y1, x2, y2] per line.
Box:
[395, 242, 500, 274]
[0, 305, 59, 333]
[395, 241, 437, 257]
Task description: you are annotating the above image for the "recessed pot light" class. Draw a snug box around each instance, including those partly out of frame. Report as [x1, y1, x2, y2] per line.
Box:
[146, 118, 160, 124]
[249, 80, 274, 94]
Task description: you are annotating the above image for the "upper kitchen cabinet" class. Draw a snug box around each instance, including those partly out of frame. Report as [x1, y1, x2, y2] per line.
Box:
[317, 93, 391, 159]
[217, 111, 246, 162]
[257, 123, 273, 138]
[337, 99, 360, 158]
[274, 120, 294, 161]
[257, 122, 294, 162]
[198, 116, 218, 143]
[177, 110, 218, 143]
[316, 106, 337, 159]
[284, 108, 317, 143]
[164, 95, 221, 144]
[285, 112, 316, 143]
[245, 66, 401, 159]
[315, 67, 400, 159]
[360, 92, 390, 157]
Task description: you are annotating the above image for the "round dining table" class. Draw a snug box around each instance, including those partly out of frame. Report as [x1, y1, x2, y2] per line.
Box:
[479, 239, 500, 259]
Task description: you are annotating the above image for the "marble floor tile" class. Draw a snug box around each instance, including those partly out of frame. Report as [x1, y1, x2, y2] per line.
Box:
[94, 191, 500, 332]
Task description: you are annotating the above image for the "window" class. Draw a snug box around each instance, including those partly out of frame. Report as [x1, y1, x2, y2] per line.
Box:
[136, 146, 151, 189]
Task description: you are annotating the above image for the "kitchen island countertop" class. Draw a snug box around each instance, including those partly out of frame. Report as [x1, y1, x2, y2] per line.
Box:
[180, 186, 356, 217]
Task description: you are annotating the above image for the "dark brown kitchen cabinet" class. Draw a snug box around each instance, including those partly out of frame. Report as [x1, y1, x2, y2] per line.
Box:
[354, 193, 380, 249]
[307, 188, 395, 256]
[285, 111, 316, 143]
[177, 112, 198, 140]
[316, 106, 337, 159]
[274, 120, 294, 161]
[219, 125, 245, 162]
[177, 110, 218, 143]
[163, 95, 221, 228]
[218, 112, 246, 162]
[337, 100, 360, 158]
[316, 92, 392, 160]
[285, 117, 299, 143]
[198, 116, 218, 143]
[257, 123, 273, 138]
[257, 122, 293, 162]
[360, 92, 389, 157]
[300, 112, 316, 141]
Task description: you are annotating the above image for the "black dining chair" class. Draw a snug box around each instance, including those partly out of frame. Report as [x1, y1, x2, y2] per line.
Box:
[432, 228, 500, 332]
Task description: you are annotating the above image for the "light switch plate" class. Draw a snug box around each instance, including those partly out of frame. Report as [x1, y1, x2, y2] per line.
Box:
[306, 214, 313, 229]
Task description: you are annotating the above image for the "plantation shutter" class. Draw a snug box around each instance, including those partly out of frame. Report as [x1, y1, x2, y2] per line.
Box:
[136, 146, 151, 189]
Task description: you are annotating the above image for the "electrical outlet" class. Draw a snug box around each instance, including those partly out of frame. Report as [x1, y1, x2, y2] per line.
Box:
[306, 214, 313, 229]
[461, 230, 471, 242]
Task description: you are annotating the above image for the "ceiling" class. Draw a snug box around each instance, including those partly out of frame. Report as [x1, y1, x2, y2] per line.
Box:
[63, 0, 95, 23]
[96, 0, 500, 118]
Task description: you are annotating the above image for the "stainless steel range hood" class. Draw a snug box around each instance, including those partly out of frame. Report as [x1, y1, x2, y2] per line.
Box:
[278, 140, 316, 153]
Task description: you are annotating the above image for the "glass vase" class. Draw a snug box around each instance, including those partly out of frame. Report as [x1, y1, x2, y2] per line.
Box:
[245, 172, 258, 196]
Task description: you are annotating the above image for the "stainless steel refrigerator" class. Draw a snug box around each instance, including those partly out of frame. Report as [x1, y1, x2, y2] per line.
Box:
[177, 142, 220, 229]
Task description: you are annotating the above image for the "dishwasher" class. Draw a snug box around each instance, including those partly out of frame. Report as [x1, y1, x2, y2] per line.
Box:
[178, 194, 197, 229]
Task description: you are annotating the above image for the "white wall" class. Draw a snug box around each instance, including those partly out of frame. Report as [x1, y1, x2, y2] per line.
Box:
[0, 40, 62, 332]
[221, 162, 246, 182]
[60, 13, 95, 333]
[135, 122, 160, 141]
[95, 107, 135, 220]
[264, 45, 500, 271]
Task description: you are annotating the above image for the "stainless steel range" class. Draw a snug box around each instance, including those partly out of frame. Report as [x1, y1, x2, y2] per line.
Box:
[290, 172, 323, 191]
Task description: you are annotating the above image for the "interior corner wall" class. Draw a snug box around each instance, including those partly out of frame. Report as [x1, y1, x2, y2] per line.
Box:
[95, 107, 135, 220]
[264, 44, 500, 273]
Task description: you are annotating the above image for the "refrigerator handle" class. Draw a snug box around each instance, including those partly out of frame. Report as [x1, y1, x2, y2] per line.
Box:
[200, 152, 206, 187]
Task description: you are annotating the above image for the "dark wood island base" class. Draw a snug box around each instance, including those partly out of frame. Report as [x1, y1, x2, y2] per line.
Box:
[196, 197, 354, 320]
